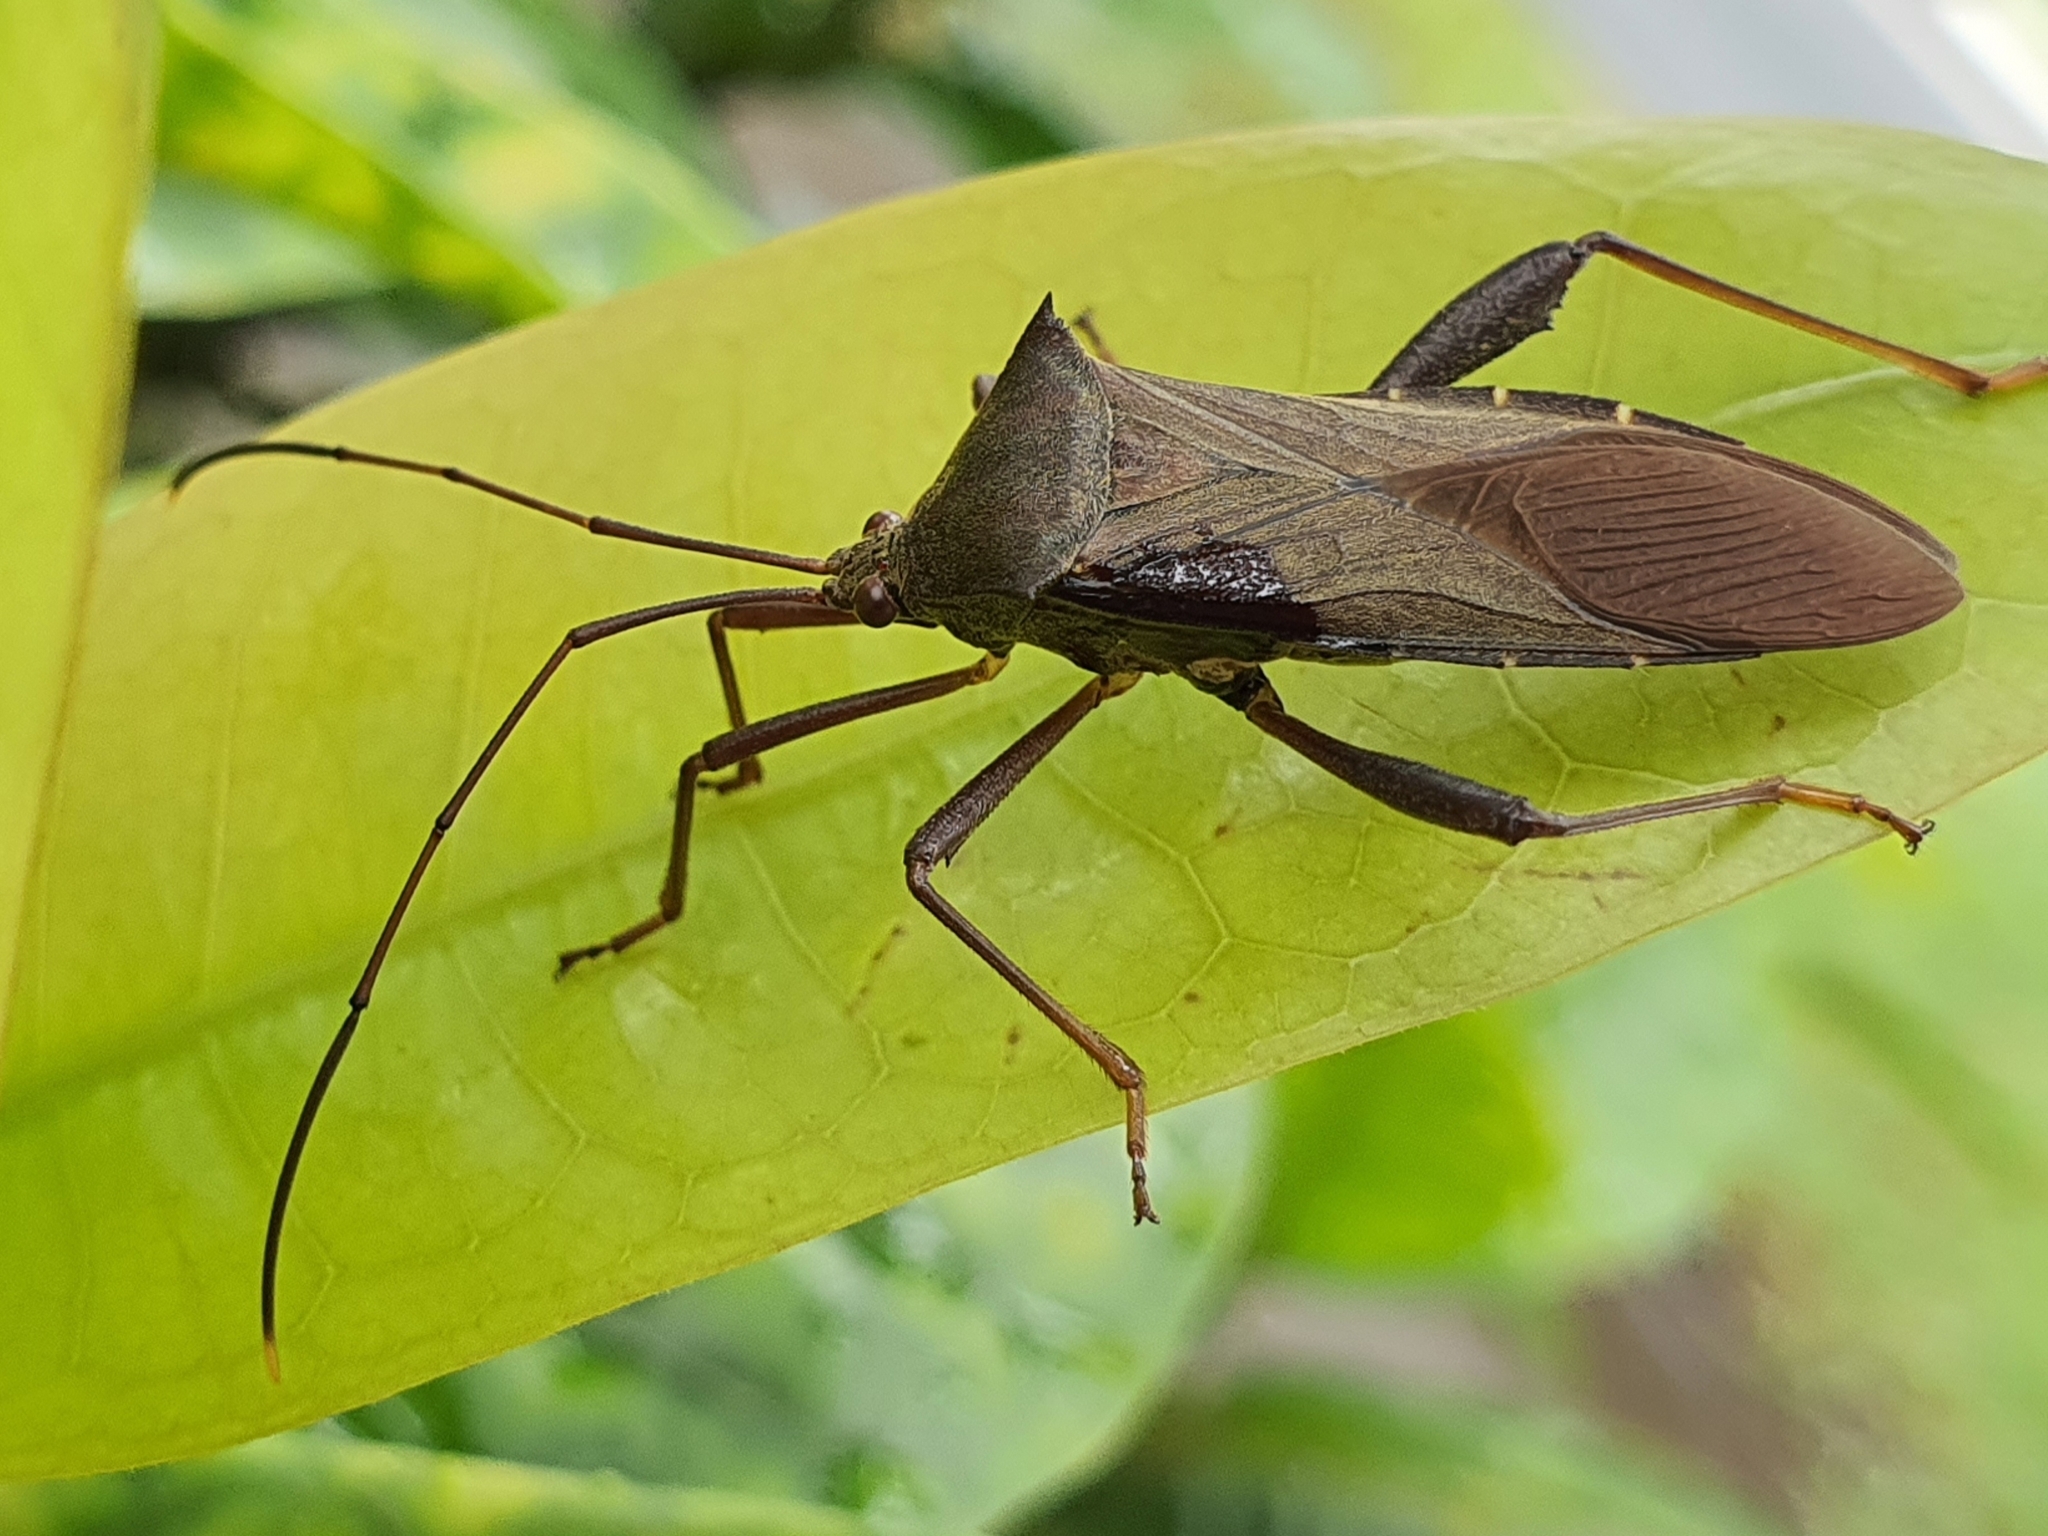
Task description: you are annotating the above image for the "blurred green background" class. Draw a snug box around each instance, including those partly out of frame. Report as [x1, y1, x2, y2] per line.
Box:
[14, 0, 2048, 1532]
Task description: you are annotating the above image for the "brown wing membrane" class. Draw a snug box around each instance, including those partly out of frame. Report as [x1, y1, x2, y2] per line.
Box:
[1052, 370, 1962, 666]
[1379, 429, 1963, 652]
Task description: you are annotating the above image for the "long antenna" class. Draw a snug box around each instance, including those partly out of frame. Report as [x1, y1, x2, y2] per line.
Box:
[261, 584, 830, 1380]
[174, 441, 836, 576]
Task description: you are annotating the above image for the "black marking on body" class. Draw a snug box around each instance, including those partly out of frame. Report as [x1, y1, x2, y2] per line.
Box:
[1062, 538, 1320, 636]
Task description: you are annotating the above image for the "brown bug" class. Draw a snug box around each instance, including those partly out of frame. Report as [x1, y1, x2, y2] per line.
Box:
[174, 231, 2046, 1378]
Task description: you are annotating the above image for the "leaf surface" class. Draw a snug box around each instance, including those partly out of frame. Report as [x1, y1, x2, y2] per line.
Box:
[0, 9, 152, 1088]
[5, 119, 2048, 1475]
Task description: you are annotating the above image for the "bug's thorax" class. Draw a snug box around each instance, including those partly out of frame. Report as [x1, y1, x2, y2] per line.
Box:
[848, 295, 1113, 651]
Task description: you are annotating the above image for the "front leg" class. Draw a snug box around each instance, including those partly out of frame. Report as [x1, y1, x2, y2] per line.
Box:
[1368, 231, 2045, 395]
[558, 653, 1007, 973]
[1228, 671, 1929, 850]
[703, 601, 860, 793]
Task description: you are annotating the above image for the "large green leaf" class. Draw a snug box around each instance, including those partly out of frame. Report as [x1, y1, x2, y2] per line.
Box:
[5, 120, 2048, 1476]
[0, 15, 153, 1075]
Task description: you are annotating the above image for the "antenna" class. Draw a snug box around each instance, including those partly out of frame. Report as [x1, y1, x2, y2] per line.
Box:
[174, 441, 837, 576]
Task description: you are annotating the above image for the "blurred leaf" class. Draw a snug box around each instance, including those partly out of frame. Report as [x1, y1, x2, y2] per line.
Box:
[641, 0, 871, 81]
[344, 1090, 1265, 1531]
[481, 0, 736, 175]
[1324, 0, 1591, 113]
[1277, 914, 1793, 1284]
[1260, 1008, 1556, 1270]
[1280, 752, 2048, 1527]
[880, 62, 1082, 172]
[902, 0, 1385, 144]
[1699, 754, 2048, 1531]
[6, 121, 2048, 1477]
[135, 170, 394, 318]
[1029, 1380, 1785, 1536]
[0, 1433, 883, 1536]
[157, 0, 751, 322]
[0, 6, 154, 1070]
[882, 0, 1581, 146]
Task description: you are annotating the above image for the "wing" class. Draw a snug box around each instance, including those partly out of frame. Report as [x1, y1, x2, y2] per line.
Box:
[1045, 368, 1962, 666]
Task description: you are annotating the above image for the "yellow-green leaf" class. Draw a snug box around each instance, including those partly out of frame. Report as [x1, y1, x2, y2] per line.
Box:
[0, 10, 153, 1080]
[5, 119, 2048, 1477]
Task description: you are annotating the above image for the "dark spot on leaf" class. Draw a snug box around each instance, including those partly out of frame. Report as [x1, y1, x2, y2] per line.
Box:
[1770, 713, 1787, 734]
[1183, 990, 1201, 1005]
[899, 1031, 927, 1048]
[1214, 823, 1232, 839]
[1005, 1025, 1022, 1047]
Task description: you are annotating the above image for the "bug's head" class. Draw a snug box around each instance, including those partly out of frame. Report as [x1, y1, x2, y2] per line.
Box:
[824, 509, 906, 626]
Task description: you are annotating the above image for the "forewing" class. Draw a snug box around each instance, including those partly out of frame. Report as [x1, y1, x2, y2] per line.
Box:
[1379, 428, 1964, 652]
[1062, 370, 1962, 664]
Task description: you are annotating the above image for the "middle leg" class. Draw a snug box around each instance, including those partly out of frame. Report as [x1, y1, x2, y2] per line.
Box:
[703, 600, 859, 794]
[903, 672, 1160, 1224]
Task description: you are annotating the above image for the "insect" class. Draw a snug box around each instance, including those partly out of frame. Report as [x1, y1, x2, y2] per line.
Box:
[175, 231, 2045, 1379]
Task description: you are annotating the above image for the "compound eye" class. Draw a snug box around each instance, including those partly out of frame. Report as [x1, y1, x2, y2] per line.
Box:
[853, 574, 898, 628]
[863, 509, 902, 538]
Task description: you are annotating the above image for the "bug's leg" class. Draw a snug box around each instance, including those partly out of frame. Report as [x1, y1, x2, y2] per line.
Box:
[260, 584, 823, 1380]
[1367, 232, 2048, 397]
[1071, 309, 1120, 364]
[1229, 671, 1931, 852]
[558, 652, 1009, 974]
[1365, 239, 1591, 391]
[703, 601, 860, 794]
[903, 672, 1161, 1225]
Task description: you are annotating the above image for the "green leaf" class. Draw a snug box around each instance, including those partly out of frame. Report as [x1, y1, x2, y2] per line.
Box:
[897, 0, 1582, 147]
[5, 120, 2048, 1476]
[1030, 1381, 1786, 1536]
[0, 12, 153, 1073]
[155, 0, 751, 321]
[0, 1433, 883, 1536]
[134, 170, 394, 319]
[477, 0, 735, 177]
[344, 1089, 1263, 1530]
[1259, 917, 1795, 1283]
[1259, 1005, 1558, 1272]
[1323, 0, 1592, 114]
